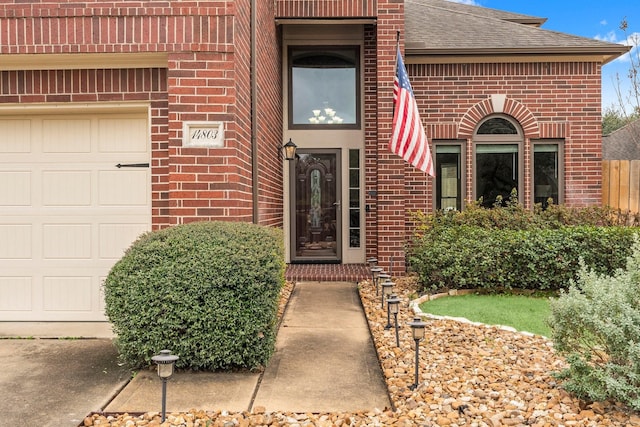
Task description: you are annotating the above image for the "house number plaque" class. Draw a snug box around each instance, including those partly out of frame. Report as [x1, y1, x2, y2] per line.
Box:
[183, 121, 225, 148]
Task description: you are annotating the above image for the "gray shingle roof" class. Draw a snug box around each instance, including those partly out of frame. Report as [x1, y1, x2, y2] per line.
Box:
[410, 0, 546, 25]
[405, 0, 629, 63]
[603, 120, 640, 160]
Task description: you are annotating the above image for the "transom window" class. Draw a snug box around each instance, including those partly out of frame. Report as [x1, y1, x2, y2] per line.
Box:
[288, 46, 360, 129]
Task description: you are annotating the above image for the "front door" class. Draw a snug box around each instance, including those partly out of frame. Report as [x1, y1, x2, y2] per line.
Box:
[290, 149, 341, 263]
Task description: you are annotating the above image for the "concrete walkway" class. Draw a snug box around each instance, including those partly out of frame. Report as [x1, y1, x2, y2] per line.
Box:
[253, 281, 390, 412]
[106, 281, 391, 414]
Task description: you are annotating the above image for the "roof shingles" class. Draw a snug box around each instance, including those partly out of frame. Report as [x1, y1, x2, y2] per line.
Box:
[405, 0, 628, 61]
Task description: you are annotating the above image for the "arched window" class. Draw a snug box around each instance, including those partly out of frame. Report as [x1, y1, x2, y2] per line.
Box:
[473, 116, 523, 207]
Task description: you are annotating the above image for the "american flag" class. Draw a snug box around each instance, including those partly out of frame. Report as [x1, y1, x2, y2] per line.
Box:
[389, 46, 435, 177]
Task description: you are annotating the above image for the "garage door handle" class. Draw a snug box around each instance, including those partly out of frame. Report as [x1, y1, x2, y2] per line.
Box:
[116, 163, 149, 168]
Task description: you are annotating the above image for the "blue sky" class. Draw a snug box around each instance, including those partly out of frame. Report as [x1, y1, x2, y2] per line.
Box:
[449, 0, 639, 113]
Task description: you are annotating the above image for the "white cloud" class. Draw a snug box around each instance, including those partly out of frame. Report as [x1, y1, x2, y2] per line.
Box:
[595, 30, 619, 43]
[600, 20, 608, 26]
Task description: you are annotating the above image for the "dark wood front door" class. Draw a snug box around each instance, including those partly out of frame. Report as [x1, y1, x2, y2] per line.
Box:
[290, 149, 341, 263]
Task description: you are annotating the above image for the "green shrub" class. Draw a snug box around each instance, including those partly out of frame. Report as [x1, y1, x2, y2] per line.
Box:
[548, 237, 640, 410]
[408, 209, 637, 293]
[104, 221, 285, 371]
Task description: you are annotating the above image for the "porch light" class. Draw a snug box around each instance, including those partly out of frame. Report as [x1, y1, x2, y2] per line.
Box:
[282, 138, 297, 161]
[408, 317, 427, 390]
[151, 349, 179, 422]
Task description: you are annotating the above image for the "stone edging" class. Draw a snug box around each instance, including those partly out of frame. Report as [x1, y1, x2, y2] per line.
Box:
[409, 289, 549, 340]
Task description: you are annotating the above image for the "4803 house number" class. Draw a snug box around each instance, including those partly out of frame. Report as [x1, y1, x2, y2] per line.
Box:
[183, 121, 225, 148]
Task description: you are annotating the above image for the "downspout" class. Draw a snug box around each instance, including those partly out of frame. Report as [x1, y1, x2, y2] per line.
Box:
[251, 0, 259, 224]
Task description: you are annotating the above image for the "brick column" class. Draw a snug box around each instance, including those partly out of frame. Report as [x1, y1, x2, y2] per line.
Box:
[375, 0, 405, 275]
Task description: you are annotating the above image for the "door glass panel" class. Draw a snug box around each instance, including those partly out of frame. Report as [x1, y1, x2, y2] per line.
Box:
[293, 151, 340, 261]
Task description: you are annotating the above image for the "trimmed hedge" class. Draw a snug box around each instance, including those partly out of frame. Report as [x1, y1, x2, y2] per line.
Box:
[408, 205, 638, 293]
[104, 221, 285, 371]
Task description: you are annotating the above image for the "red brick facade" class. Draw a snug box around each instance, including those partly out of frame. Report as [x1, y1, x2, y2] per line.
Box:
[0, 0, 608, 272]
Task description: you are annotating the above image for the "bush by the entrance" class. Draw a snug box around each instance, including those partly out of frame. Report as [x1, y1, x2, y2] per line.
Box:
[104, 221, 285, 371]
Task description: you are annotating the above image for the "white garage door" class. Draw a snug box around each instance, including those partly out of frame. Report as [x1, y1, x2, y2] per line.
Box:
[0, 110, 151, 321]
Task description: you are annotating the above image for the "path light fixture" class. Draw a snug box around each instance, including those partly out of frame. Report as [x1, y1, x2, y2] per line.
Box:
[378, 273, 390, 297]
[370, 267, 383, 295]
[367, 257, 378, 268]
[381, 280, 393, 309]
[281, 138, 297, 161]
[386, 294, 401, 347]
[408, 317, 427, 390]
[152, 349, 179, 422]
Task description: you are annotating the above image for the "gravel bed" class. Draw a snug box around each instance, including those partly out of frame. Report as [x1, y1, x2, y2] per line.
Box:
[83, 277, 640, 426]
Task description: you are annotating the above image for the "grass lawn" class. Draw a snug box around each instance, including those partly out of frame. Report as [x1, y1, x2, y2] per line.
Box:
[419, 293, 552, 337]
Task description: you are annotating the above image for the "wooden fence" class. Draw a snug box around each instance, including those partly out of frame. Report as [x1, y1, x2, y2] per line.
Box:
[602, 160, 640, 214]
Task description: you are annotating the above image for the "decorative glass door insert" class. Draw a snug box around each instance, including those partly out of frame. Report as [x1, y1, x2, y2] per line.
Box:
[291, 150, 341, 262]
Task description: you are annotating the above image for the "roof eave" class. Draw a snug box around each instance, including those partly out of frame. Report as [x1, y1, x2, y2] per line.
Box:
[505, 18, 547, 27]
[406, 46, 631, 65]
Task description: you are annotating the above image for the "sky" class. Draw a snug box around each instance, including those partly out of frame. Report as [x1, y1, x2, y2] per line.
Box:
[449, 0, 639, 114]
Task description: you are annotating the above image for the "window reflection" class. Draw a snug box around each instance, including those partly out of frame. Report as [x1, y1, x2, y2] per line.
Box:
[533, 144, 559, 209]
[290, 47, 358, 126]
[476, 144, 518, 207]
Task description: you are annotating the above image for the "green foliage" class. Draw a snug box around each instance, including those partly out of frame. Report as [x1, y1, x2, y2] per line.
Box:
[602, 105, 639, 135]
[408, 201, 638, 293]
[548, 237, 640, 410]
[104, 221, 285, 371]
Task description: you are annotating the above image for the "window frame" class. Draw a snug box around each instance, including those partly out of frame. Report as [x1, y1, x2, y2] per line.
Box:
[433, 140, 466, 211]
[287, 45, 361, 130]
[531, 139, 564, 207]
[472, 115, 524, 206]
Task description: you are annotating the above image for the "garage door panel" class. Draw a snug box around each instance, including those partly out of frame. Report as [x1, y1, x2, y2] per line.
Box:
[0, 111, 150, 321]
[99, 223, 147, 259]
[43, 276, 93, 312]
[42, 224, 92, 259]
[99, 170, 149, 205]
[99, 118, 148, 153]
[42, 170, 92, 206]
[0, 224, 32, 258]
[0, 119, 31, 153]
[42, 119, 92, 153]
[0, 277, 32, 311]
[0, 171, 31, 206]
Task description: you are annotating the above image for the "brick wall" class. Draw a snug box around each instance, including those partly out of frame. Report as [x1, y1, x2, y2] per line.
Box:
[404, 61, 603, 221]
[374, 0, 405, 275]
[275, 0, 377, 17]
[0, 1, 279, 226]
[363, 24, 378, 264]
[255, 1, 284, 227]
